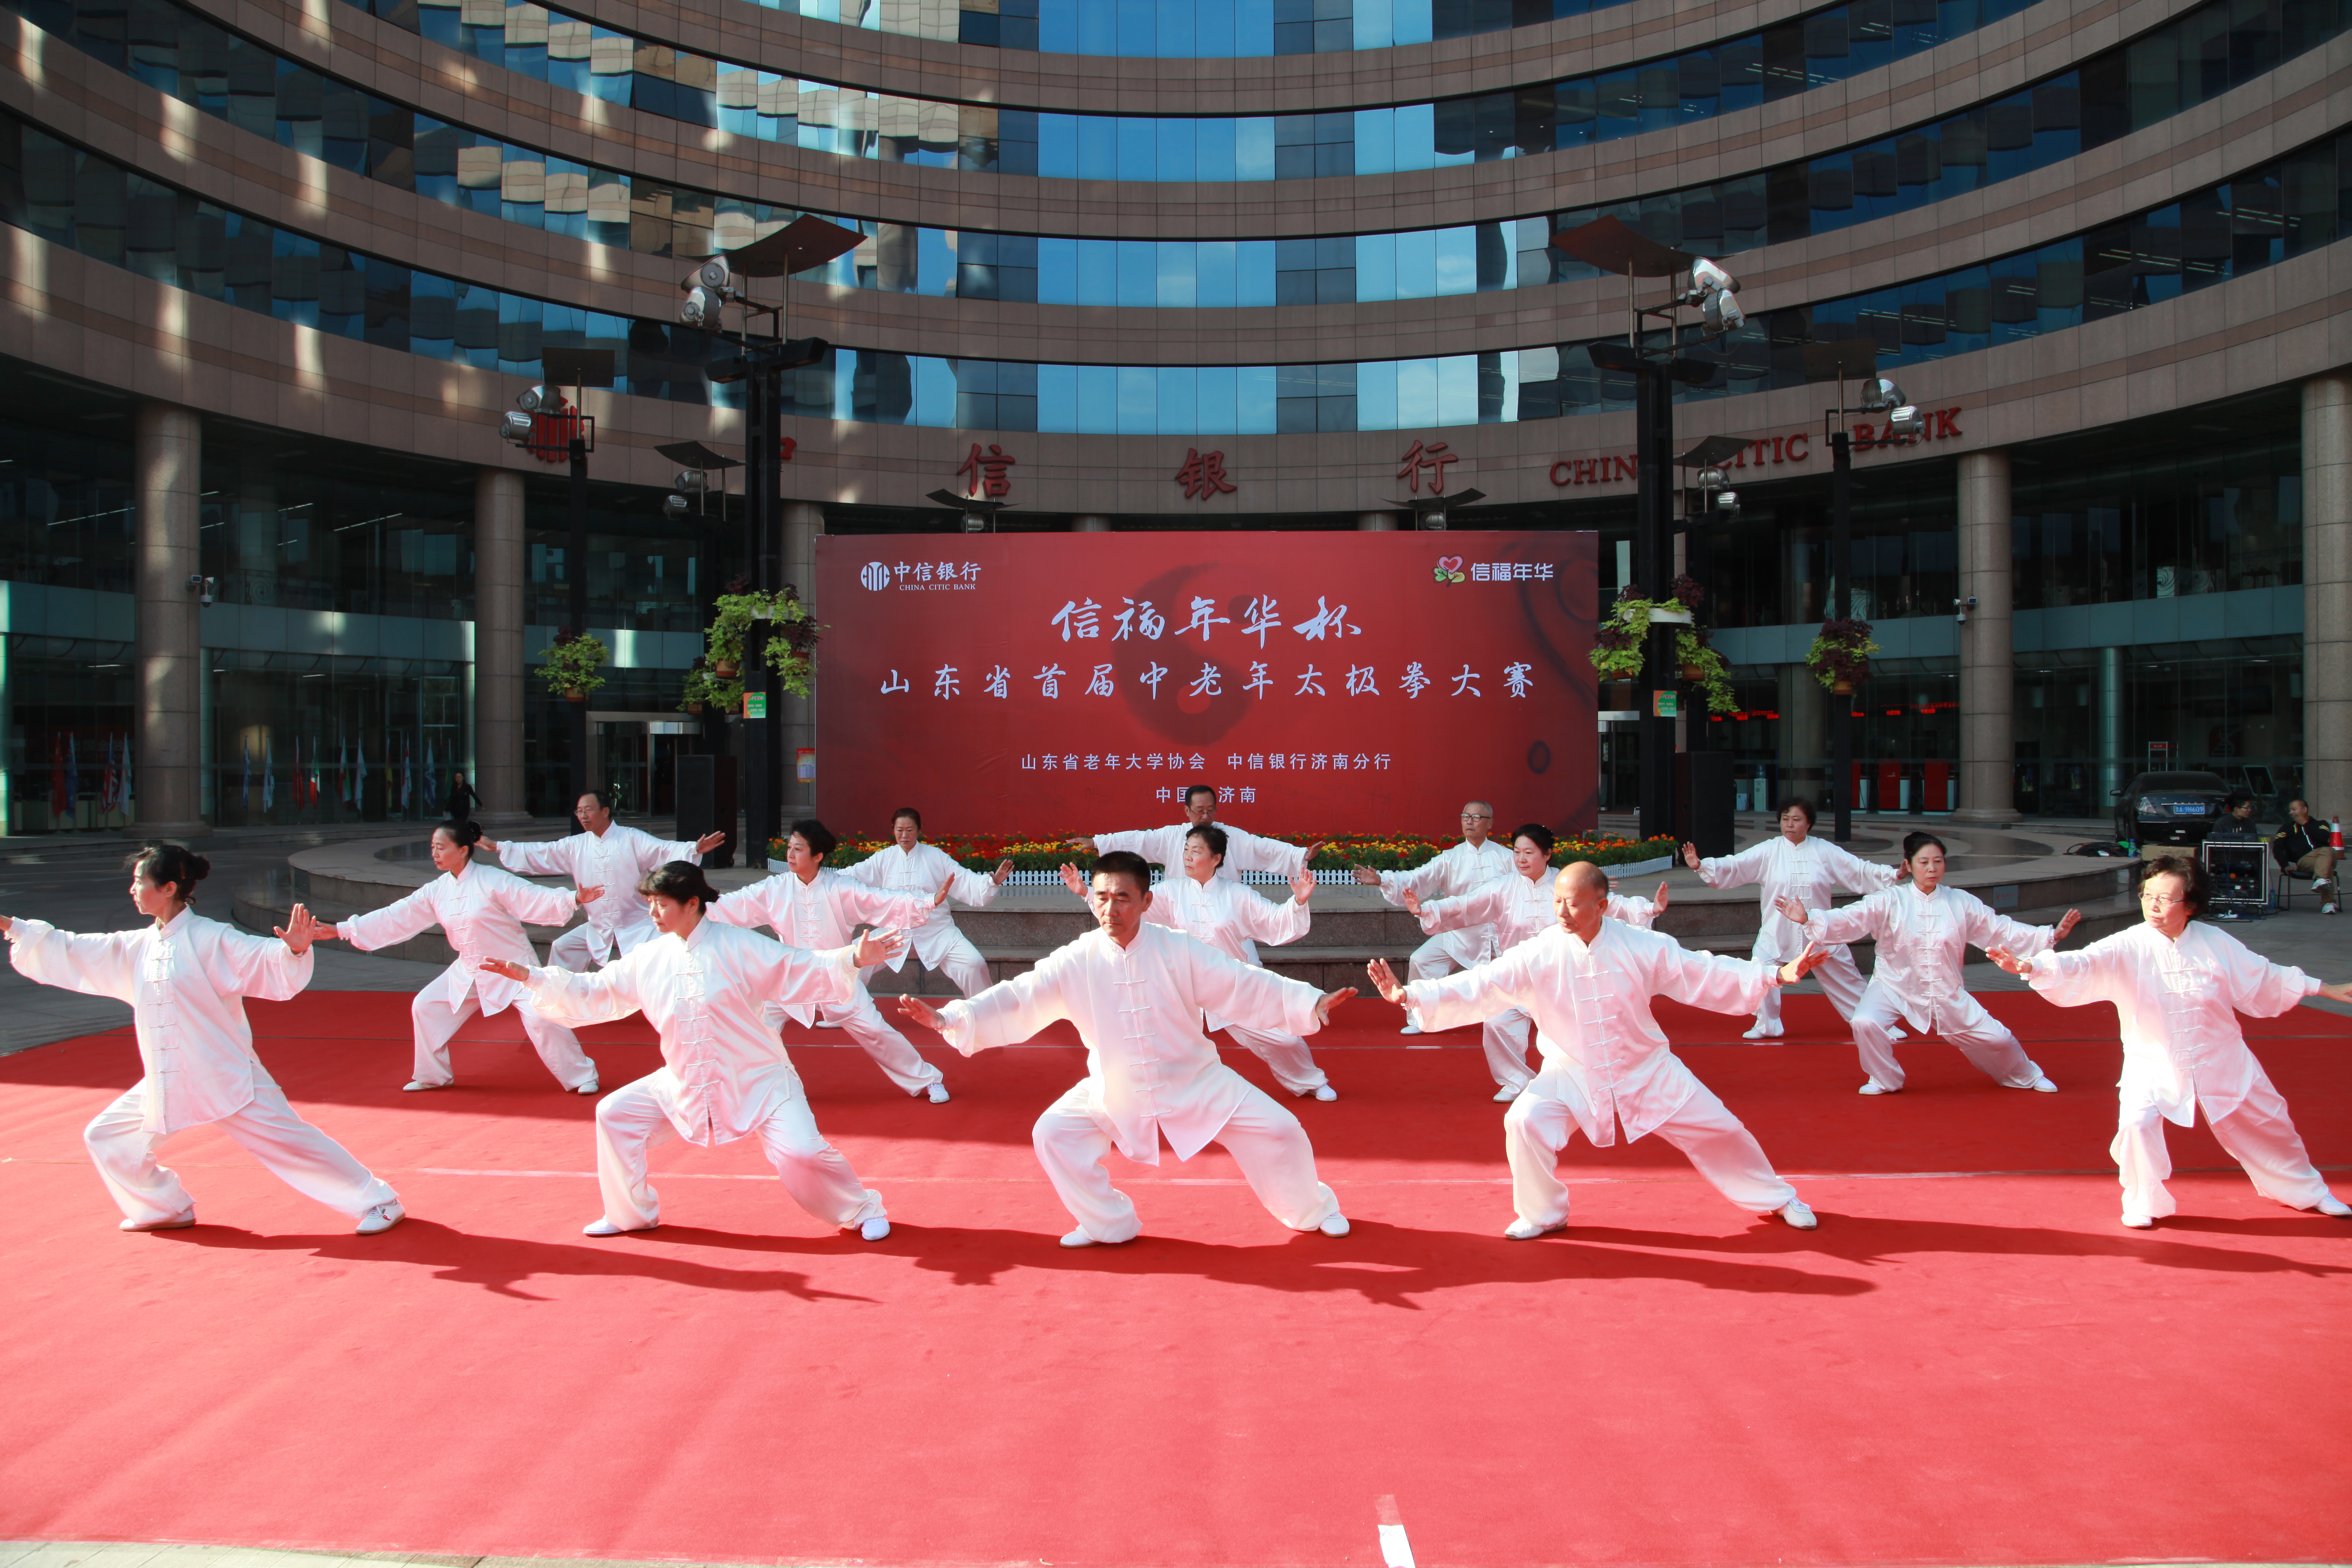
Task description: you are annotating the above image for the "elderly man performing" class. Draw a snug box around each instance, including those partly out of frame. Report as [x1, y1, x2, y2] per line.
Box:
[1987, 855, 2352, 1230]
[1400, 822, 1560, 1101]
[898, 851, 1357, 1248]
[1352, 800, 1512, 1036]
[3, 844, 402, 1235]
[1057, 823, 1336, 1100]
[1684, 797, 1899, 1041]
[1370, 861, 1833, 1236]
[708, 819, 951, 1102]
[1071, 784, 1320, 884]
[479, 790, 724, 972]
[322, 819, 604, 1095]
[483, 863, 909, 1239]
[1778, 830, 2078, 1097]
[843, 806, 1014, 999]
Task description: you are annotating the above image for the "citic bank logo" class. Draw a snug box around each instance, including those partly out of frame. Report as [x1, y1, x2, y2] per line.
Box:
[861, 562, 892, 591]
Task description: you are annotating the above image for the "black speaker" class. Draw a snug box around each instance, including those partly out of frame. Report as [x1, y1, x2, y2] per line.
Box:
[677, 753, 739, 869]
[1676, 750, 1735, 859]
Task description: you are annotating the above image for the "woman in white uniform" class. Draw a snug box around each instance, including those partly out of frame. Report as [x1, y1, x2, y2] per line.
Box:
[3, 844, 402, 1235]
[1778, 831, 2078, 1096]
[480, 788, 720, 972]
[1683, 797, 1899, 1039]
[1403, 823, 1560, 1100]
[320, 818, 605, 1095]
[843, 807, 1013, 999]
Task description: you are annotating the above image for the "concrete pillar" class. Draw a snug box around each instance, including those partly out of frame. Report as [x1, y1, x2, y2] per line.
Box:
[1781, 661, 1825, 807]
[2302, 373, 2352, 816]
[2097, 645, 2128, 807]
[782, 500, 824, 810]
[1071, 515, 1112, 532]
[1356, 511, 1402, 531]
[472, 467, 531, 825]
[132, 402, 208, 838]
[1953, 449, 2014, 823]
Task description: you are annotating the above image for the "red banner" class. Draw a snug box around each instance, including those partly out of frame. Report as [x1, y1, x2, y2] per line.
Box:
[813, 532, 1599, 836]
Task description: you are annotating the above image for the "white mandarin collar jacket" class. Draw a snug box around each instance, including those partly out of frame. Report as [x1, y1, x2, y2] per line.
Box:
[1418, 870, 1555, 956]
[337, 863, 578, 1015]
[8, 909, 311, 1135]
[1406, 921, 1776, 1147]
[935, 922, 1323, 1165]
[2027, 921, 2317, 1127]
[707, 868, 929, 1022]
[843, 842, 1003, 970]
[1804, 882, 2056, 1031]
[1093, 822, 1308, 883]
[497, 824, 704, 961]
[1378, 839, 1514, 958]
[1697, 835, 1900, 962]
[1604, 893, 1659, 929]
[1142, 873, 1310, 968]
[524, 920, 860, 1146]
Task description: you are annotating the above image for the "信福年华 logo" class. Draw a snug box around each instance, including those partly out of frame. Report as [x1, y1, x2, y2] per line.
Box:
[1433, 555, 1466, 584]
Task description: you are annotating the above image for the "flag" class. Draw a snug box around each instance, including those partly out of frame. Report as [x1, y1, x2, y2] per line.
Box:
[100, 736, 119, 815]
[426, 739, 435, 810]
[240, 736, 251, 803]
[65, 736, 79, 827]
[291, 737, 301, 808]
[120, 733, 131, 808]
[49, 735, 65, 819]
[401, 735, 412, 812]
[263, 739, 274, 812]
[357, 736, 368, 807]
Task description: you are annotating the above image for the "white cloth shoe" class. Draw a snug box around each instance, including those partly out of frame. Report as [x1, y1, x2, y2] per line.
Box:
[1492, 1084, 1524, 1102]
[1743, 1021, 1782, 1040]
[924, 1083, 951, 1103]
[583, 1217, 655, 1237]
[2121, 1212, 2155, 1230]
[1777, 1199, 1818, 1230]
[857, 1216, 891, 1240]
[120, 1210, 196, 1232]
[1504, 1217, 1564, 1240]
[1857, 1080, 1898, 1096]
[1298, 1084, 1338, 1101]
[355, 1202, 405, 1235]
[402, 1080, 447, 1092]
[574, 1076, 600, 1095]
[1059, 1228, 1103, 1248]
[1318, 1213, 1350, 1237]
[1399, 1021, 1424, 1035]
[2024, 1075, 2058, 1092]
[2313, 1194, 2352, 1217]
[1888, 1028, 1908, 1043]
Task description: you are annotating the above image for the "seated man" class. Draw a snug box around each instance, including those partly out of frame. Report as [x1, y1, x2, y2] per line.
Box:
[2204, 791, 2267, 917]
[2270, 798, 2338, 915]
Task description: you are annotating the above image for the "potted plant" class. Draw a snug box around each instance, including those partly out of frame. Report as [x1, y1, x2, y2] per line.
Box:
[678, 659, 716, 714]
[1806, 617, 1880, 694]
[702, 584, 824, 700]
[540, 627, 610, 702]
[1675, 629, 1737, 714]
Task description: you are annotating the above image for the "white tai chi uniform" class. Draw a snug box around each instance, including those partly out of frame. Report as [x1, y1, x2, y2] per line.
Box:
[1604, 893, 1661, 929]
[932, 923, 1341, 1242]
[7, 910, 398, 1227]
[1415, 871, 1557, 1093]
[2023, 922, 2342, 1224]
[519, 921, 886, 1233]
[1798, 883, 2057, 1092]
[843, 841, 1001, 997]
[1406, 923, 1802, 1224]
[495, 824, 704, 972]
[335, 863, 596, 1091]
[1377, 838, 1516, 1001]
[1089, 822, 1310, 882]
[707, 869, 941, 1095]
[1694, 835, 1899, 1031]
[1132, 872, 1328, 1097]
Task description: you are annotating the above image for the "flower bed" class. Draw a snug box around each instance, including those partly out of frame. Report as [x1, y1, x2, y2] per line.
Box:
[770, 831, 1677, 874]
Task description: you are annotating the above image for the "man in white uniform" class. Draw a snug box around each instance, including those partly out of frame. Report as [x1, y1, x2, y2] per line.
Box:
[1072, 784, 1320, 884]
[1604, 880, 1668, 929]
[898, 851, 1357, 1248]
[707, 819, 952, 1102]
[480, 789, 723, 972]
[1684, 797, 1899, 1039]
[1400, 822, 1559, 1101]
[1352, 801, 1513, 1035]
[1056, 823, 1335, 1099]
[1370, 861, 1833, 1236]
[1987, 855, 2352, 1229]
[842, 806, 1013, 998]
[484, 862, 910, 1240]
[1779, 830, 2078, 1096]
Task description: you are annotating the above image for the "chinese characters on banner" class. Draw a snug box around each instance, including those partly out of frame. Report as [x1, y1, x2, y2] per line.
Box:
[818, 531, 1598, 834]
[1173, 448, 1237, 500]
[957, 443, 1016, 498]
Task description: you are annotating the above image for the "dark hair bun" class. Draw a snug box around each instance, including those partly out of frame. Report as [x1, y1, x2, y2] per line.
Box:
[436, 819, 484, 848]
[126, 843, 210, 898]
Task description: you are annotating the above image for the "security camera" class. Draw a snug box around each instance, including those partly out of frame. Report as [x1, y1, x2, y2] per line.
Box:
[514, 384, 547, 413]
[1954, 595, 1978, 623]
[186, 573, 216, 607]
[1860, 377, 1905, 413]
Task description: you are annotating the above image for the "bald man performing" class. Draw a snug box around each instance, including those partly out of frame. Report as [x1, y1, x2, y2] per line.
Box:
[1370, 861, 1831, 1235]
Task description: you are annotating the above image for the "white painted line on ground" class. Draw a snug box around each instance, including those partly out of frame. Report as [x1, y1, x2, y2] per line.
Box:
[1375, 1495, 1416, 1568]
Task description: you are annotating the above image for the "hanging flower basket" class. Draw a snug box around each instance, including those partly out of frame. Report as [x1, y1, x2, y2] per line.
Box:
[539, 628, 610, 701]
[700, 586, 823, 703]
[712, 660, 739, 679]
[1807, 617, 1880, 693]
[1590, 581, 1734, 714]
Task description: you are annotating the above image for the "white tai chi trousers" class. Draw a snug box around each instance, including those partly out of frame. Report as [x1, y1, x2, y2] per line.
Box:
[1483, 1011, 1538, 1093]
[1401, 933, 1475, 1032]
[1032, 1079, 1340, 1243]
[1504, 1071, 1798, 1225]
[592, 1073, 887, 1232]
[1851, 987, 2042, 1091]
[1751, 937, 1868, 1030]
[862, 923, 993, 1000]
[768, 987, 944, 1095]
[85, 1077, 399, 1227]
[410, 988, 597, 1091]
[2112, 1073, 2336, 1222]
[1223, 1023, 1331, 1096]
[548, 924, 625, 973]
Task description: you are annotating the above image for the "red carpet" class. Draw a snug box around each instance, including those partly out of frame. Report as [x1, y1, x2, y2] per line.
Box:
[2, 992, 2347, 1566]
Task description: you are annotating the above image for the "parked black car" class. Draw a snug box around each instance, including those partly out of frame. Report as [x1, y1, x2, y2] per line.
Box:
[2114, 770, 2233, 849]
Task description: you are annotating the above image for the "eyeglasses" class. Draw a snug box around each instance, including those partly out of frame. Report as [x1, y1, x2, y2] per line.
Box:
[1460, 813, 1492, 820]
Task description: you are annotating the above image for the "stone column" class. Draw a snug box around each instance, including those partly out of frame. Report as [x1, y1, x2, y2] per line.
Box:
[1781, 661, 1825, 807]
[1953, 449, 2015, 823]
[1071, 515, 1112, 532]
[2097, 645, 2128, 808]
[1356, 511, 1402, 531]
[2303, 373, 2352, 816]
[472, 467, 531, 825]
[133, 402, 208, 838]
[782, 500, 825, 810]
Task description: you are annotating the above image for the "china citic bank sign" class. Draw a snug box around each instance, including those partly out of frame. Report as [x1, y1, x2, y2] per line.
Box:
[1550, 407, 1965, 487]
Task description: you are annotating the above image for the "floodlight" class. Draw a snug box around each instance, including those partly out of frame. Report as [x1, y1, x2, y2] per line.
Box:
[1696, 465, 1727, 488]
[680, 285, 712, 326]
[674, 468, 708, 493]
[514, 384, 547, 413]
[1715, 489, 1739, 511]
[663, 493, 691, 520]
[1860, 377, 1906, 412]
[696, 257, 732, 291]
[498, 409, 536, 444]
[1885, 404, 1926, 437]
[1703, 289, 1744, 333]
